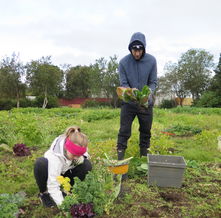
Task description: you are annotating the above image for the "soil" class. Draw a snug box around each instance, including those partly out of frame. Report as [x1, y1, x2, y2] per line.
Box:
[1, 154, 220, 218]
[159, 191, 184, 202]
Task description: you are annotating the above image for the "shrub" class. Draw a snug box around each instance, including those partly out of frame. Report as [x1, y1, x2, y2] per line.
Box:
[19, 98, 35, 107]
[82, 110, 118, 122]
[0, 97, 59, 110]
[194, 91, 221, 108]
[159, 99, 177, 108]
[0, 99, 15, 110]
[82, 100, 110, 108]
[0, 98, 36, 110]
[34, 96, 59, 108]
[110, 98, 122, 108]
[170, 106, 221, 115]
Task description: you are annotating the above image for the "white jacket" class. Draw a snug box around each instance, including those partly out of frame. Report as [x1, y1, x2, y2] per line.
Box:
[44, 135, 88, 206]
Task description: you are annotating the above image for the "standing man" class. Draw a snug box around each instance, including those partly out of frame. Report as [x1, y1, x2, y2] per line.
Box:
[117, 32, 157, 160]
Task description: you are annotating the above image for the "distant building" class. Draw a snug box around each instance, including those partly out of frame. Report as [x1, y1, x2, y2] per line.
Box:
[155, 93, 193, 106]
[175, 97, 193, 106]
[155, 92, 176, 106]
[26, 96, 36, 100]
[58, 98, 110, 108]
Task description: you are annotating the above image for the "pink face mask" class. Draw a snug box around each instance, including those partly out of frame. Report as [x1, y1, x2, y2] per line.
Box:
[65, 138, 87, 156]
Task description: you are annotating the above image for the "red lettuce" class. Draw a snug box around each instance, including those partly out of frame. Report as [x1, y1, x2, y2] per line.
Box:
[70, 203, 95, 218]
[13, 144, 31, 156]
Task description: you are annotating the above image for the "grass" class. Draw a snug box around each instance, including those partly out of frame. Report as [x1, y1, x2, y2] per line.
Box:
[0, 107, 221, 217]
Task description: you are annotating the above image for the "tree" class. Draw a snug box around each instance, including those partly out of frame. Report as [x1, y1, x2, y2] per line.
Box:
[65, 65, 92, 98]
[161, 62, 189, 106]
[106, 56, 120, 105]
[178, 49, 214, 100]
[89, 60, 105, 97]
[198, 53, 221, 107]
[158, 63, 177, 98]
[210, 53, 221, 96]
[92, 55, 120, 107]
[0, 53, 26, 107]
[194, 91, 221, 107]
[26, 56, 63, 108]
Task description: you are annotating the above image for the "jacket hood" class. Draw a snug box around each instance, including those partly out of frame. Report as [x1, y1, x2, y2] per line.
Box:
[50, 135, 66, 157]
[128, 32, 146, 52]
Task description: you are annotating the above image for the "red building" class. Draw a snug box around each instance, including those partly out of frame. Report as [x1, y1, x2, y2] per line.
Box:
[58, 98, 110, 108]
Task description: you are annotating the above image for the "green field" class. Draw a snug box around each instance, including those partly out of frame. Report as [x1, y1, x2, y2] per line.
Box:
[0, 107, 221, 217]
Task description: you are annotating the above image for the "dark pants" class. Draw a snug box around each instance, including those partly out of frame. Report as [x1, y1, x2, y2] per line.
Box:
[34, 157, 92, 193]
[117, 103, 153, 151]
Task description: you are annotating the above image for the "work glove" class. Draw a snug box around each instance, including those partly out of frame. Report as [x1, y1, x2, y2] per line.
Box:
[62, 191, 67, 198]
[72, 156, 84, 166]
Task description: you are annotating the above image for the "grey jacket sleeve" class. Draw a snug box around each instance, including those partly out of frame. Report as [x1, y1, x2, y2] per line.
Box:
[119, 62, 130, 87]
[148, 59, 158, 92]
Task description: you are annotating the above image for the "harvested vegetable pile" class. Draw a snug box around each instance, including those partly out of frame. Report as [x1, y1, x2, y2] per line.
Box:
[103, 156, 133, 167]
[116, 85, 151, 108]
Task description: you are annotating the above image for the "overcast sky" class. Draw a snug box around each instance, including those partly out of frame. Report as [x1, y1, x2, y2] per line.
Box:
[0, 0, 220, 76]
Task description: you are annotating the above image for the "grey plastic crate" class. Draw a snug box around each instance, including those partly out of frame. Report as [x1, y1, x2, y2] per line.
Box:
[147, 154, 186, 188]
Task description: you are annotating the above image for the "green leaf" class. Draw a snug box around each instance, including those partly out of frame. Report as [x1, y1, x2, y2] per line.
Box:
[136, 166, 144, 171]
[139, 95, 148, 104]
[141, 85, 151, 96]
[140, 163, 148, 170]
[0, 144, 13, 153]
[103, 157, 133, 166]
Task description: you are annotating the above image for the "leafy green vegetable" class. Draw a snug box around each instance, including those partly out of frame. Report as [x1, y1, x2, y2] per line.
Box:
[60, 164, 121, 216]
[103, 153, 133, 166]
[116, 85, 151, 108]
[140, 163, 148, 170]
[0, 192, 26, 218]
[137, 163, 148, 173]
[141, 85, 150, 95]
[186, 160, 199, 168]
[163, 124, 202, 136]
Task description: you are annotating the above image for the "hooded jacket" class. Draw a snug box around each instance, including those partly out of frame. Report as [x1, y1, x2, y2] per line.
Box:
[119, 32, 157, 93]
[44, 135, 88, 205]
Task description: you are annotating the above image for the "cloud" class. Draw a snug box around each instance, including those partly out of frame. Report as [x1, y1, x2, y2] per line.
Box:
[0, 0, 220, 76]
[113, 9, 127, 17]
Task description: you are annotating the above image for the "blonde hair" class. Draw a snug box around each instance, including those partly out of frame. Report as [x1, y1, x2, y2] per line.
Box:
[64, 126, 88, 148]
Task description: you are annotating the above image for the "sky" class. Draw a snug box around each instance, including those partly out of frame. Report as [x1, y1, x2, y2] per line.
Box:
[0, 0, 221, 76]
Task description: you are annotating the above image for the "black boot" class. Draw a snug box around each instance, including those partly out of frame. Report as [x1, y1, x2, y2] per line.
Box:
[117, 149, 125, 160]
[140, 147, 148, 157]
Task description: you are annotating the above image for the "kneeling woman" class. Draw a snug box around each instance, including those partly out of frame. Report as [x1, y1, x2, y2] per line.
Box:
[34, 126, 92, 207]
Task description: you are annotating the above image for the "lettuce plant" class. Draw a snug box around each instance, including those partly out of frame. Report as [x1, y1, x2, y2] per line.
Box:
[13, 144, 31, 156]
[117, 85, 151, 107]
[70, 203, 95, 218]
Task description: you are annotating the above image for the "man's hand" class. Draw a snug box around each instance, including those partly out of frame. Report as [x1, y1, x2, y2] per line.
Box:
[148, 92, 154, 107]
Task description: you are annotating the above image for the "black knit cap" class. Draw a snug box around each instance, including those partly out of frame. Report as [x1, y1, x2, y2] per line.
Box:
[129, 40, 144, 51]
